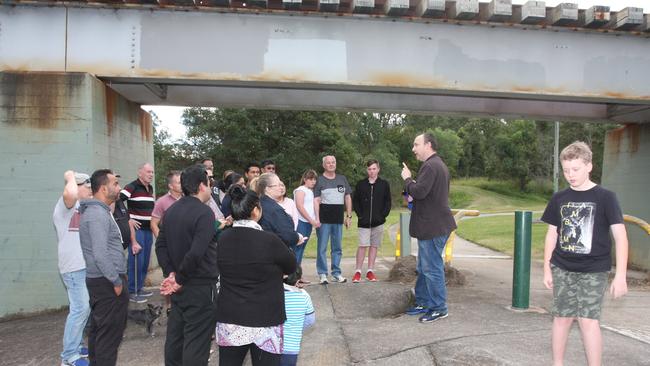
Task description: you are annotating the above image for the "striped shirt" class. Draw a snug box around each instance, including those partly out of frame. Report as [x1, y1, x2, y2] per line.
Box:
[283, 284, 315, 355]
[120, 179, 154, 229]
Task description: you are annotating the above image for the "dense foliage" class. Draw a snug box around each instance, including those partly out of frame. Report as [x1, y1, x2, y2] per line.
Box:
[153, 109, 617, 199]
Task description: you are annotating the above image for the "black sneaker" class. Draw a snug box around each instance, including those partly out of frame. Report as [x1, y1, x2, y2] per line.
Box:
[419, 310, 448, 323]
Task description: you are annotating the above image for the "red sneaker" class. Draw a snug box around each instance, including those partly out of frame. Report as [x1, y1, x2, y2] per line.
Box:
[352, 271, 362, 283]
[366, 271, 377, 282]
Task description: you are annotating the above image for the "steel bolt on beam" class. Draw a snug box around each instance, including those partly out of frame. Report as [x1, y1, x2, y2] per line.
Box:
[512, 211, 532, 309]
[399, 212, 411, 257]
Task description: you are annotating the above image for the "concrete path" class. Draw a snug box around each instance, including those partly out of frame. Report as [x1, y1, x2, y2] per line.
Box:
[0, 237, 648, 366]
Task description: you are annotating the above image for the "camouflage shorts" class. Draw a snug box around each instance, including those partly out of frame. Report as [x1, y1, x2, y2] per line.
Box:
[551, 264, 608, 320]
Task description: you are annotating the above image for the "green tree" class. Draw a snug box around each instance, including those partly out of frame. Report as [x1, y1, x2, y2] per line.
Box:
[153, 112, 194, 195]
[492, 120, 544, 190]
[182, 108, 354, 189]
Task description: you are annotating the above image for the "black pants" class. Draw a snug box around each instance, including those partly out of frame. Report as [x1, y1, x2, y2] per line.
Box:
[219, 344, 281, 366]
[86, 275, 128, 366]
[165, 283, 218, 366]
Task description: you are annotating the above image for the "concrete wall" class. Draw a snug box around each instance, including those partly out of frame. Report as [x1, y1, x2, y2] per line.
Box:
[0, 72, 153, 318]
[602, 124, 650, 272]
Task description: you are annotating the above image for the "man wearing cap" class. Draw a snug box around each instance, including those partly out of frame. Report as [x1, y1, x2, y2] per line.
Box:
[120, 163, 155, 302]
[53, 170, 93, 366]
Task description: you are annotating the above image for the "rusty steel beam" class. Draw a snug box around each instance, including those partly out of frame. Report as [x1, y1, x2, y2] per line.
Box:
[1, 3, 650, 123]
[1, 0, 648, 31]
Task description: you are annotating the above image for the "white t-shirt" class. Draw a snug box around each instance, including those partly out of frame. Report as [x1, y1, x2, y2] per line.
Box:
[52, 197, 86, 274]
[293, 186, 315, 223]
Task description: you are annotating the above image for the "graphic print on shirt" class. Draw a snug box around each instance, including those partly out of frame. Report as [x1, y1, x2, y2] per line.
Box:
[68, 210, 81, 233]
[321, 186, 346, 204]
[559, 202, 595, 254]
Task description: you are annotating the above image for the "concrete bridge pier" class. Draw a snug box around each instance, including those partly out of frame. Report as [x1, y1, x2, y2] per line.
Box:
[0, 72, 153, 318]
[602, 124, 650, 271]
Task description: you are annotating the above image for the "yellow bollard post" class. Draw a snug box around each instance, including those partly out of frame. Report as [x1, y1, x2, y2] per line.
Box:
[444, 231, 456, 265]
[395, 225, 401, 258]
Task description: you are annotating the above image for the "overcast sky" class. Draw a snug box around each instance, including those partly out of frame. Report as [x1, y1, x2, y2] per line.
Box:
[146, 0, 647, 140]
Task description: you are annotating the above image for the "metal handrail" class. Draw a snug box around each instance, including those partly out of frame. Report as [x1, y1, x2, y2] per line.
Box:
[395, 209, 480, 262]
[623, 215, 650, 235]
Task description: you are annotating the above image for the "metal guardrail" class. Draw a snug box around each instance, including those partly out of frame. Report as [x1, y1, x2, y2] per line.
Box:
[623, 214, 650, 235]
[395, 209, 480, 263]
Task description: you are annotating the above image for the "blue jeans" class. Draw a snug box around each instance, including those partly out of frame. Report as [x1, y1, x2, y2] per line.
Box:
[292, 220, 312, 265]
[61, 269, 90, 363]
[128, 228, 153, 294]
[316, 223, 343, 276]
[415, 235, 449, 313]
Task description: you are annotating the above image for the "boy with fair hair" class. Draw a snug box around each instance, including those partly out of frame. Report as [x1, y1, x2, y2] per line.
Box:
[542, 141, 629, 366]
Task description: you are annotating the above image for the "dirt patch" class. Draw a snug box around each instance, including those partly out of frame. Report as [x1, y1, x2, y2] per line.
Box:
[388, 255, 466, 286]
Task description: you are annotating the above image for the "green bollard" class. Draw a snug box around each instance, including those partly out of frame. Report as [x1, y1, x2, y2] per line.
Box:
[512, 211, 532, 309]
[400, 212, 411, 257]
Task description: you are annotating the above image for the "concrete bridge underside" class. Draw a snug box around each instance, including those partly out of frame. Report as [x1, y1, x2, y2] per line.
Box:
[0, 2, 649, 318]
[2, 3, 650, 123]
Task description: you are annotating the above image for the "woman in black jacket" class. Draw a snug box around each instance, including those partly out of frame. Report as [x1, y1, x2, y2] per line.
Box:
[215, 186, 296, 366]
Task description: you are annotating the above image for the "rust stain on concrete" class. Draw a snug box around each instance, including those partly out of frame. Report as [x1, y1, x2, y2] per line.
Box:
[608, 126, 625, 154]
[1, 72, 85, 130]
[139, 110, 153, 142]
[607, 124, 640, 155]
[626, 124, 640, 153]
[105, 85, 117, 136]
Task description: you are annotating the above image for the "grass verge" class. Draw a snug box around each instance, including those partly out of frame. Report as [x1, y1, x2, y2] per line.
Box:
[456, 213, 547, 259]
[302, 210, 403, 259]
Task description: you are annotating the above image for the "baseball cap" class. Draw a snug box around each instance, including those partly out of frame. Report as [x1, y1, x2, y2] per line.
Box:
[75, 172, 91, 186]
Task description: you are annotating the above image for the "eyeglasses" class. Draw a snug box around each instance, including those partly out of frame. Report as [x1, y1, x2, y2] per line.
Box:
[77, 179, 90, 186]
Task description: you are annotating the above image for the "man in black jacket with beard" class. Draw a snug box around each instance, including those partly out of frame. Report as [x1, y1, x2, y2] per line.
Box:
[155, 164, 218, 366]
[352, 159, 391, 283]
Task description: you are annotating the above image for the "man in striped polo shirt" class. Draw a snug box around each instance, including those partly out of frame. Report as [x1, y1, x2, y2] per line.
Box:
[120, 162, 155, 302]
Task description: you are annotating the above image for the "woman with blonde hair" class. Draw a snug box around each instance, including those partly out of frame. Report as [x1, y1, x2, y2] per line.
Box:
[255, 173, 305, 249]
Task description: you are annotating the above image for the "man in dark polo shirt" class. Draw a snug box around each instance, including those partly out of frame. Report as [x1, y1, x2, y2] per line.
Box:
[120, 162, 155, 302]
[401, 133, 457, 324]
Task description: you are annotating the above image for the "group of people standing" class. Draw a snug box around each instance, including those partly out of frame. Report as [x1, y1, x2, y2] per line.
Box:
[51, 133, 455, 366]
[52, 132, 625, 366]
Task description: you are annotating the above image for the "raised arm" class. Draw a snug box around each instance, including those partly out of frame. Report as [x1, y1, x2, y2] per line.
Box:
[62, 170, 79, 209]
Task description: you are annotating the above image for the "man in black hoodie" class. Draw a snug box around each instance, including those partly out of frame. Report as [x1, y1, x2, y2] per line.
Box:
[155, 164, 218, 366]
[352, 159, 392, 283]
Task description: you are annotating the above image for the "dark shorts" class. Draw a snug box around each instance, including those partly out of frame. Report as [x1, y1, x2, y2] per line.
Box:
[551, 264, 608, 320]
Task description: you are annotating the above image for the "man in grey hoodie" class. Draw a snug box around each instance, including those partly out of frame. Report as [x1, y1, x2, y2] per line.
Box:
[79, 169, 128, 366]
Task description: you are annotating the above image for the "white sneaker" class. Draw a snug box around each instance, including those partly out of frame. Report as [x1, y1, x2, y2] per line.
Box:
[331, 274, 347, 283]
[319, 274, 329, 285]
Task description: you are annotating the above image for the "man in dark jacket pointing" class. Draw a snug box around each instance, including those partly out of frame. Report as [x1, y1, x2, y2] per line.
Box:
[401, 133, 456, 324]
[352, 159, 391, 283]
